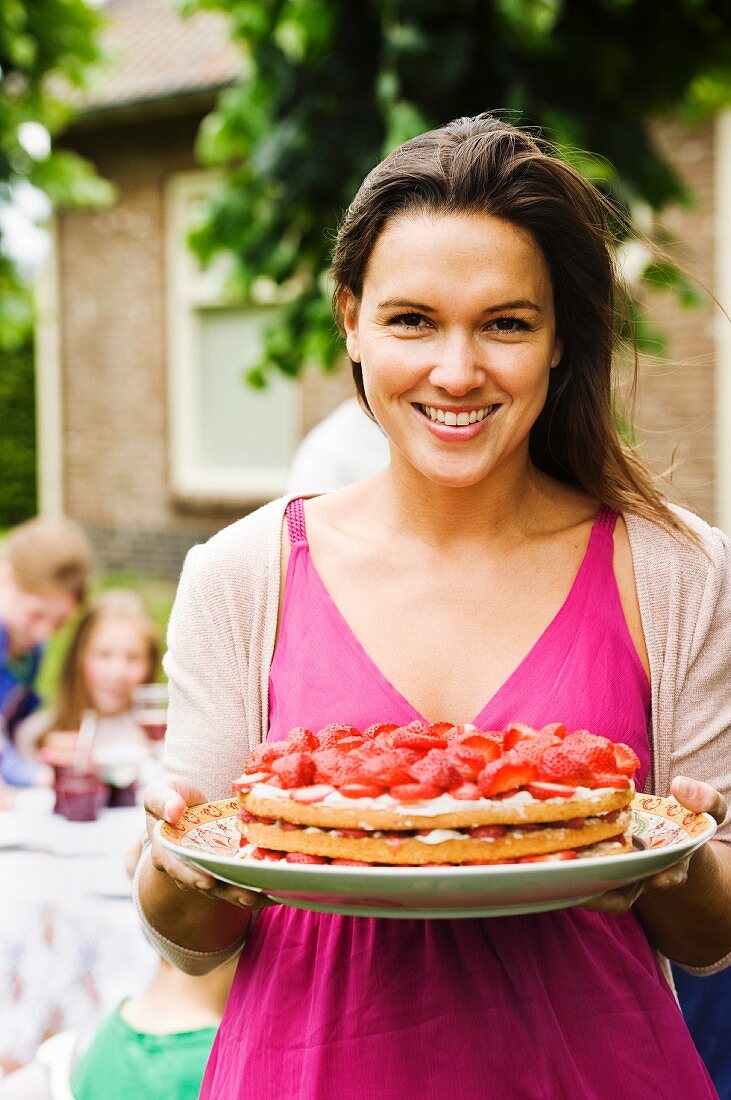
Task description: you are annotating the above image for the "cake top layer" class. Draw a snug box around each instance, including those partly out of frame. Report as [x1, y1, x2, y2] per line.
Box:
[234, 721, 640, 806]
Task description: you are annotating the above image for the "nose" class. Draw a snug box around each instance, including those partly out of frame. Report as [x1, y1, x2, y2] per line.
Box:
[427, 331, 486, 397]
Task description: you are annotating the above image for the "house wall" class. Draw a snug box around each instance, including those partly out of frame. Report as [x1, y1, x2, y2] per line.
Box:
[55, 112, 353, 577]
[632, 118, 718, 522]
[53, 112, 721, 579]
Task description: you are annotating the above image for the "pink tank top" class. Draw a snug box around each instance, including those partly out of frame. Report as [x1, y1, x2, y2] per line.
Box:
[201, 500, 715, 1100]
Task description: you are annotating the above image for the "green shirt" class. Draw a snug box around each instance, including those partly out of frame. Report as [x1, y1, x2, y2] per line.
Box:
[71, 1004, 217, 1100]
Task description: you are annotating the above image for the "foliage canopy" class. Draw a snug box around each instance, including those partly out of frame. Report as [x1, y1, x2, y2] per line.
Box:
[186, 0, 730, 383]
[0, 0, 113, 350]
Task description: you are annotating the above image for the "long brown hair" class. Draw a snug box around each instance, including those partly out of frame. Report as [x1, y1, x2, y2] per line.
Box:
[330, 113, 688, 535]
[47, 589, 159, 734]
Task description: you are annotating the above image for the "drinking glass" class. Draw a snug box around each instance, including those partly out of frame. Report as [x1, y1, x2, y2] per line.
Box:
[132, 683, 168, 752]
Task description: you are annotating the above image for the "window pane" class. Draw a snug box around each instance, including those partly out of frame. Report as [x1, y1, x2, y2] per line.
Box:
[196, 306, 299, 470]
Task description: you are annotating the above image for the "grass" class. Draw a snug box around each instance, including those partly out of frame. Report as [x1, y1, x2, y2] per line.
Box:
[36, 571, 177, 704]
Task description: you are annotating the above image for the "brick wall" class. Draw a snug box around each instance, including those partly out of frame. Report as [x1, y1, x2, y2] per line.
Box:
[632, 118, 717, 522]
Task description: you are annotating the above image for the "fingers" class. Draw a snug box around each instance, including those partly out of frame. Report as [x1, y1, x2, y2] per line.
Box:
[143, 775, 207, 826]
[671, 776, 728, 826]
[581, 880, 646, 914]
[149, 844, 274, 910]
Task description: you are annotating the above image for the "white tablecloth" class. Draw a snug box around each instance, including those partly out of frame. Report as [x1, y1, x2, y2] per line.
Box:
[0, 796, 158, 1069]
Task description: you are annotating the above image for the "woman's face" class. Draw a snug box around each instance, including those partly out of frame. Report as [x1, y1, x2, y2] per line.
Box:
[342, 212, 563, 489]
[83, 617, 151, 716]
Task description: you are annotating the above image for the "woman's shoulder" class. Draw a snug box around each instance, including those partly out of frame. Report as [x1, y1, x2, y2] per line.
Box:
[624, 505, 729, 648]
[625, 505, 728, 575]
[182, 497, 289, 592]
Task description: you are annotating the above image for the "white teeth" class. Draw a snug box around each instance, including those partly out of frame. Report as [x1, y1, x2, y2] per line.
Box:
[421, 403, 495, 425]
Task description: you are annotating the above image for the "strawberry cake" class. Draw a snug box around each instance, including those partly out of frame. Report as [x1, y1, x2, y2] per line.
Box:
[233, 722, 640, 866]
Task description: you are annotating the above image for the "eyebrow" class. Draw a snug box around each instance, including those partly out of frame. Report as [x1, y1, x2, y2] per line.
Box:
[377, 297, 542, 313]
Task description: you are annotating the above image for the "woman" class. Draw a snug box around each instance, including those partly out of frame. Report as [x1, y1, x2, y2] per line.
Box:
[138, 115, 730, 1099]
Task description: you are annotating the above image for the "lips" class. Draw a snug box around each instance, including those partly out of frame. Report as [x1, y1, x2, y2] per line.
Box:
[411, 401, 500, 440]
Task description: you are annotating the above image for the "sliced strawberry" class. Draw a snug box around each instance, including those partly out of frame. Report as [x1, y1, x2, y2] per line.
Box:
[590, 772, 631, 789]
[392, 729, 449, 751]
[290, 784, 335, 803]
[311, 748, 361, 786]
[243, 742, 292, 770]
[425, 722, 455, 738]
[250, 847, 285, 861]
[503, 722, 540, 750]
[280, 821, 301, 831]
[237, 809, 259, 822]
[389, 782, 443, 802]
[613, 743, 641, 777]
[361, 749, 418, 787]
[449, 745, 487, 778]
[536, 746, 591, 785]
[513, 733, 563, 766]
[468, 824, 507, 839]
[339, 782, 385, 799]
[541, 722, 568, 740]
[284, 852, 329, 864]
[334, 736, 365, 752]
[316, 723, 361, 749]
[450, 729, 503, 761]
[450, 782, 481, 800]
[232, 771, 271, 790]
[410, 748, 468, 790]
[285, 726, 317, 751]
[526, 782, 579, 800]
[271, 752, 315, 789]
[561, 731, 616, 773]
[478, 756, 537, 797]
[362, 722, 398, 740]
[517, 850, 578, 863]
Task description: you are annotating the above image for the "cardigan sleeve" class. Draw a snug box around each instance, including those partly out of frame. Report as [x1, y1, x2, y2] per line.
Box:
[668, 527, 731, 975]
[668, 527, 731, 846]
[162, 543, 252, 801]
[134, 496, 289, 971]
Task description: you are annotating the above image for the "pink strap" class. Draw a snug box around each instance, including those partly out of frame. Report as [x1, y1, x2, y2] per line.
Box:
[285, 497, 307, 545]
[595, 504, 618, 535]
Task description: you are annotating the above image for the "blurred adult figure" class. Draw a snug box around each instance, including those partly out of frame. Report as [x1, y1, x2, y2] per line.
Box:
[286, 398, 389, 493]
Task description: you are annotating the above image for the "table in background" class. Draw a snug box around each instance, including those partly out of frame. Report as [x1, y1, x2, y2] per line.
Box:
[0, 795, 158, 1070]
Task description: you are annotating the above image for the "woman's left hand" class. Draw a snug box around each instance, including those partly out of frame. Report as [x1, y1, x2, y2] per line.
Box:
[581, 775, 728, 915]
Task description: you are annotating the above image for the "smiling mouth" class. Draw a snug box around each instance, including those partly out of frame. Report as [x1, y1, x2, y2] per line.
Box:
[414, 403, 500, 426]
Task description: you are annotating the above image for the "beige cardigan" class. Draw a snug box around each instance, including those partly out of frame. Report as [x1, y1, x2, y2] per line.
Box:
[136, 496, 730, 974]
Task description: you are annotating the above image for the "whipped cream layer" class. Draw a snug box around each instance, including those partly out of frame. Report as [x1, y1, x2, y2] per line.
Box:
[246, 781, 622, 819]
[250, 808, 630, 845]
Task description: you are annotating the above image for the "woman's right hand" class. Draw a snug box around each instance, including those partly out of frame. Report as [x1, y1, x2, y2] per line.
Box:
[144, 774, 275, 910]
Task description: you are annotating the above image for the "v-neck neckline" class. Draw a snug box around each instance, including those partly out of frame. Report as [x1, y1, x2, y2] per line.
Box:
[298, 509, 608, 726]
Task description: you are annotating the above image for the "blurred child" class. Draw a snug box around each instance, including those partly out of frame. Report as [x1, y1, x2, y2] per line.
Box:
[0, 517, 91, 793]
[15, 591, 160, 792]
[0, 957, 237, 1100]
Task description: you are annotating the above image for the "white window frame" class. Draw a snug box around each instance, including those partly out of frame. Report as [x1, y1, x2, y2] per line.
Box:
[165, 170, 301, 503]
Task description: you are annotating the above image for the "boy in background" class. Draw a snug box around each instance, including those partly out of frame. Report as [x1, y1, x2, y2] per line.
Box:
[0, 517, 91, 793]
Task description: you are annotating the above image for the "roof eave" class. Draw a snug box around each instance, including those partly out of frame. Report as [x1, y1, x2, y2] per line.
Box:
[65, 82, 234, 132]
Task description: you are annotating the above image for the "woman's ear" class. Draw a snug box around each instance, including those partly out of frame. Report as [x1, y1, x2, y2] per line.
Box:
[340, 290, 361, 363]
[550, 339, 564, 370]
